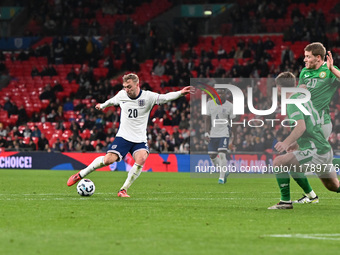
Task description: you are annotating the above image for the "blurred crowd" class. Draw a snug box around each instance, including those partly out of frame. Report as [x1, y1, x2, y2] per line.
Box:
[0, 0, 340, 154]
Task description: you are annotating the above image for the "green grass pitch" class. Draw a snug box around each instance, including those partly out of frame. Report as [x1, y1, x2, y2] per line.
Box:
[1, 170, 340, 255]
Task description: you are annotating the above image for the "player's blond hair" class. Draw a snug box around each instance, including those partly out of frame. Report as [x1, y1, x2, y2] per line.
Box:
[122, 73, 139, 84]
[304, 42, 326, 60]
[275, 71, 296, 87]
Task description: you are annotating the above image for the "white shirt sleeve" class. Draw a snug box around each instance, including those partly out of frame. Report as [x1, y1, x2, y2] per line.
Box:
[156, 91, 182, 105]
[99, 91, 121, 109]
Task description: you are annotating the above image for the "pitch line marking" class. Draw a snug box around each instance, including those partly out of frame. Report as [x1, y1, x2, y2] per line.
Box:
[264, 233, 340, 241]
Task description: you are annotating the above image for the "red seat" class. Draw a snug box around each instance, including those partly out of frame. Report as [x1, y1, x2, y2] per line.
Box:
[91, 140, 98, 148]
[62, 122, 72, 130]
[41, 99, 50, 109]
[105, 122, 113, 129]
[64, 111, 77, 121]
[163, 126, 174, 135]
[80, 129, 91, 139]
[43, 130, 53, 140]
[8, 115, 18, 125]
[62, 130, 73, 141]
[0, 111, 8, 120]
[48, 136, 58, 147]
[73, 99, 81, 106]
[42, 122, 53, 129]
[152, 117, 163, 128]
[23, 137, 31, 144]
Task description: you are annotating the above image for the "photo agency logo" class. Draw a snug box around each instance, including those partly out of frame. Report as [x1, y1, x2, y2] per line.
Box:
[199, 83, 311, 128]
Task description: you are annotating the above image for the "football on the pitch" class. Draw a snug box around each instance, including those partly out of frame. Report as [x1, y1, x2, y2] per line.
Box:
[77, 179, 95, 196]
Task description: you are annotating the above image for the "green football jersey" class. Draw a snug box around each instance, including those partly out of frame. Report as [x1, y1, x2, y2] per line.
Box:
[287, 93, 331, 155]
[298, 62, 340, 124]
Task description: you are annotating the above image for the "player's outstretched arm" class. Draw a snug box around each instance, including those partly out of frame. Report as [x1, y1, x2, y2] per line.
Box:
[180, 86, 195, 95]
[95, 103, 102, 110]
[95, 96, 117, 110]
[327, 51, 340, 79]
[157, 86, 195, 104]
[286, 141, 299, 152]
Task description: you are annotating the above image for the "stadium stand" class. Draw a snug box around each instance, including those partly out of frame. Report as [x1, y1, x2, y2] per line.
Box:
[0, 0, 339, 153]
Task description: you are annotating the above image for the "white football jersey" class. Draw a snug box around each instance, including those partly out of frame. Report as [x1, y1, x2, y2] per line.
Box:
[206, 99, 235, 138]
[100, 89, 181, 143]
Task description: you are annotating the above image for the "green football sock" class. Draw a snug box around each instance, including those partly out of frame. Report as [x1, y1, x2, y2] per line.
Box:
[332, 158, 340, 167]
[290, 172, 313, 194]
[275, 172, 291, 201]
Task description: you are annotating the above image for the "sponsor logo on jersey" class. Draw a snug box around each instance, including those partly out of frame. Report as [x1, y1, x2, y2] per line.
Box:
[138, 99, 145, 107]
[319, 71, 326, 78]
[299, 149, 311, 157]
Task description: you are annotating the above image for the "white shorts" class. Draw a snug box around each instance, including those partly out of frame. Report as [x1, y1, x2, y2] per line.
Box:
[293, 148, 335, 176]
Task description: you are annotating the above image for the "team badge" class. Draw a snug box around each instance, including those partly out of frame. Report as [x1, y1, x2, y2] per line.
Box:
[111, 145, 117, 149]
[319, 72, 326, 78]
[138, 99, 145, 107]
[14, 38, 23, 48]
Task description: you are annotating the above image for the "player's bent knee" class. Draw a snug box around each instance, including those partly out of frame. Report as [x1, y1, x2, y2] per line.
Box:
[324, 182, 339, 192]
[218, 153, 226, 160]
[134, 150, 148, 165]
[209, 154, 217, 160]
[142, 153, 148, 163]
[103, 153, 118, 165]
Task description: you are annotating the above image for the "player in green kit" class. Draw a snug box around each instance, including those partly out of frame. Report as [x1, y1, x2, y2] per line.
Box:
[290, 42, 340, 204]
[268, 72, 340, 210]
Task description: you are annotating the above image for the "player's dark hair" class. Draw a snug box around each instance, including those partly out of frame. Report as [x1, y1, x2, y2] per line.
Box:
[304, 42, 326, 60]
[275, 72, 296, 87]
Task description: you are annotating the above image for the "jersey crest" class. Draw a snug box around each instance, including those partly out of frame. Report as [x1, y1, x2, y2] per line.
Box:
[138, 99, 145, 107]
[319, 71, 326, 78]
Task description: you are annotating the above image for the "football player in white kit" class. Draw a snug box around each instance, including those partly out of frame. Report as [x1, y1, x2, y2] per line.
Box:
[67, 73, 193, 197]
[204, 87, 235, 184]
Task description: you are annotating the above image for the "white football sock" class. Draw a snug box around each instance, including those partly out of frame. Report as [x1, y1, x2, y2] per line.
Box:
[218, 152, 228, 179]
[306, 190, 317, 199]
[121, 163, 143, 190]
[211, 156, 221, 174]
[280, 200, 292, 203]
[79, 156, 105, 178]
